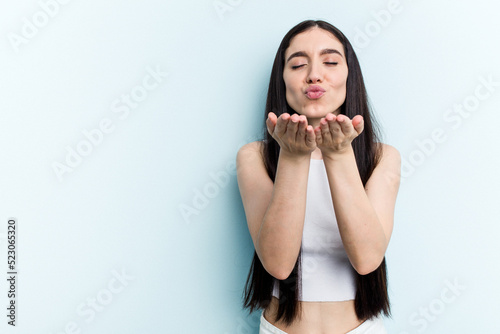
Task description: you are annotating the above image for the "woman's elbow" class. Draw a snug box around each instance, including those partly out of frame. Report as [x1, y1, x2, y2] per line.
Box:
[271, 268, 293, 281]
[260, 258, 294, 280]
[267, 268, 292, 281]
[352, 256, 385, 276]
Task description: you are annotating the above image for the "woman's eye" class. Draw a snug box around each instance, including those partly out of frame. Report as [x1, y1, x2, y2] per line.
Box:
[292, 62, 338, 69]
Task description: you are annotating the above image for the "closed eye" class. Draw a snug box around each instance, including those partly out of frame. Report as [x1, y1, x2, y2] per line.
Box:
[291, 62, 338, 70]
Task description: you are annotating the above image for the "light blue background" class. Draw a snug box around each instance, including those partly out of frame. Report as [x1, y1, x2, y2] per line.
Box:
[1, 0, 499, 333]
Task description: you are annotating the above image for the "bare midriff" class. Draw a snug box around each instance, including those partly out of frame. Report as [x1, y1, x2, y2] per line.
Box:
[263, 296, 365, 334]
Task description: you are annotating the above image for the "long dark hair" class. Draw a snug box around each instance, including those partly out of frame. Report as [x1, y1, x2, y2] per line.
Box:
[242, 20, 391, 326]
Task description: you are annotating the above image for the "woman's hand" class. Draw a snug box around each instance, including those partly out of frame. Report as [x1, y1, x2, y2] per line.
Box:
[314, 113, 364, 156]
[266, 112, 316, 157]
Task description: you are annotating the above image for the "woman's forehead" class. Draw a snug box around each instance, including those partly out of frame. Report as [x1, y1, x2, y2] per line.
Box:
[286, 28, 344, 58]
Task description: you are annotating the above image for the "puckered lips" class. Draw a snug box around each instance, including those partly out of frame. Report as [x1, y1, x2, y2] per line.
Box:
[305, 85, 326, 99]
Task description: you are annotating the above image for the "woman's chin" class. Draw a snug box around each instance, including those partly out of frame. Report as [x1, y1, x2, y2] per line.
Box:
[300, 109, 333, 119]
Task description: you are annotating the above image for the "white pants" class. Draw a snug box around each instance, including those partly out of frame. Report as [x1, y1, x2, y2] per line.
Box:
[259, 311, 387, 334]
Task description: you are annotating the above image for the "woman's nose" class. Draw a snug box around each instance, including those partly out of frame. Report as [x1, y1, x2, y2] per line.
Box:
[306, 62, 323, 83]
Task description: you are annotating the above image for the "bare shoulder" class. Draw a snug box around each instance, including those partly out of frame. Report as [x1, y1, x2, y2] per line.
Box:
[379, 143, 401, 162]
[238, 140, 264, 154]
[236, 141, 265, 168]
[375, 142, 401, 181]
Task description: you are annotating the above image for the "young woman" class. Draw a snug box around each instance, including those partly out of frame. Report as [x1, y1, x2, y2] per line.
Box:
[236, 20, 401, 334]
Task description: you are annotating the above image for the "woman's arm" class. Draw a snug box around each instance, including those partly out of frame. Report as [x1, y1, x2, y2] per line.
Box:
[237, 145, 311, 280]
[323, 143, 401, 275]
[313, 113, 401, 275]
[236, 112, 316, 280]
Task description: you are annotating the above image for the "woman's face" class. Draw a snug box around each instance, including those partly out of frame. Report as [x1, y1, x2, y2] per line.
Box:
[283, 27, 348, 121]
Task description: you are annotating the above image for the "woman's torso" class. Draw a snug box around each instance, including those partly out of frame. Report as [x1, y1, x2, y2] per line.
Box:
[263, 297, 364, 334]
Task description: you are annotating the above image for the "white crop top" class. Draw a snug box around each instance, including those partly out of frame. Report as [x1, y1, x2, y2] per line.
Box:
[272, 158, 357, 302]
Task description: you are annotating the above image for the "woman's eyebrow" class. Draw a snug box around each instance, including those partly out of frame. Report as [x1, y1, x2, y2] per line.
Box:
[286, 48, 343, 63]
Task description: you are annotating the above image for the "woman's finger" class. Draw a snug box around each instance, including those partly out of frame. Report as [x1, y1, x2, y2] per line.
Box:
[275, 113, 289, 137]
[266, 113, 276, 135]
[320, 117, 331, 139]
[352, 115, 364, 135]
[287, 114, 300, 141]
[314, 126, 322, 146]
[297, 116, 307, 142]
[305, 125, 316, 148]
[336, 114, 354, 136]
[268, 112, 277, 126]
[326, 113, 341, 136]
